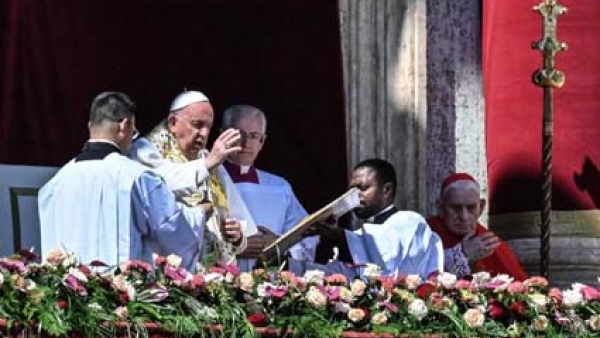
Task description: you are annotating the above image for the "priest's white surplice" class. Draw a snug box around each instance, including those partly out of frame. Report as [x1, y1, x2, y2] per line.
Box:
[345, 211, 444, 279]
[231, 169, 317, 271]
[39, 153, 205, 271]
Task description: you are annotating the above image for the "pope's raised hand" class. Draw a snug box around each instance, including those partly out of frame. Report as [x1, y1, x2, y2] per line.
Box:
[205, 128, 242, 170]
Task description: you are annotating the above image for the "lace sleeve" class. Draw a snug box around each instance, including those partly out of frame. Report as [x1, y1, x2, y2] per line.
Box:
[444, 244, 471, 278]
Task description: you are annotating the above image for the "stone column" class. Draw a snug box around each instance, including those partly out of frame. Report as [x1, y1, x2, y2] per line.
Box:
[339, 0, 428, 212]
[340, 0, 486, 215]
[425, 0, 487, 216]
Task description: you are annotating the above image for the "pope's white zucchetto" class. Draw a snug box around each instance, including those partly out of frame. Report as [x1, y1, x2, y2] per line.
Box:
[169, 90, 210, 112]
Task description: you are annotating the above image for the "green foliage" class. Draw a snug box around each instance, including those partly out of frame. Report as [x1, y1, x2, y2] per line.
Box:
[4, 253, 600, 338]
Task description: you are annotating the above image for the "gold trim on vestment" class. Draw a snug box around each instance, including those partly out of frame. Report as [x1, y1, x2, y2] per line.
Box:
[145, 121, 234, 265]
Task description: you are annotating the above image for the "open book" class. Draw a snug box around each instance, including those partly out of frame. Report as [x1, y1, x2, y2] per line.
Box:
[262, 187, 360, 258]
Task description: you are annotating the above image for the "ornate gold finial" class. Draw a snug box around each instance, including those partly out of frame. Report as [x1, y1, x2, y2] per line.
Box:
[532, 0, 567, 88]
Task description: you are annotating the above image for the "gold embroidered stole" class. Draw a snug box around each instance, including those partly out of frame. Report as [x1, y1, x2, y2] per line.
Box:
[145, 120, 233, 265]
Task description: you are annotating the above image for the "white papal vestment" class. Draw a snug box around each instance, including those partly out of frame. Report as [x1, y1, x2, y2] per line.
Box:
[129, 138, 258, 236]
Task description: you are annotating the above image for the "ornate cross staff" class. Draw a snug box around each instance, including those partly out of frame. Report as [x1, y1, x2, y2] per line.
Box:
[532, 0, 567, 279]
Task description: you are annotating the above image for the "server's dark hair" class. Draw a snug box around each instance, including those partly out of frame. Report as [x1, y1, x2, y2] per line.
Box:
[89, 92, 136, 127]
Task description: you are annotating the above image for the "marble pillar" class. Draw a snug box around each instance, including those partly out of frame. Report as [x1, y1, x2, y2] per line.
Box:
[340, 0, 485, 216]
[339, 0, 428, 212]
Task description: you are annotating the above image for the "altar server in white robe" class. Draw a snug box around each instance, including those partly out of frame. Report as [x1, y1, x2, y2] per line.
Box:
[128, 90, 256, 266]
[38, 92, 223, 271]
[310, 159, 443, 280]
[219, 105, 317, 271]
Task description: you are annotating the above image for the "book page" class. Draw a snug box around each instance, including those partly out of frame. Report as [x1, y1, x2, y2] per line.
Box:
[262, 187, 360, 258]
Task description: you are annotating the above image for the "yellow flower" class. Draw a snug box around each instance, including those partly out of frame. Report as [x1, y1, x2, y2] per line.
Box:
[236, 272, 254, 291]
[306, 287, 327, 308]
[405, 275, 421, 290]
[45, 250, 68, 266]
[532, 315, 549, 332]
[347, 308, 366, 322]
[587, 314, 600, 331]
[463, 308, 485, 328]
[371, 312, 388, 325]
[166, 254, 182, 268]
[351, 279, 367, 296]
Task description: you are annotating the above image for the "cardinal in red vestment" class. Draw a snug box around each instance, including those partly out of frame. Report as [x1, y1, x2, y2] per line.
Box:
[427, 173, 527, 281]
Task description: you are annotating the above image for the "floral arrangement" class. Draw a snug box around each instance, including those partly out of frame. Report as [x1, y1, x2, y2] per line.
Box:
[1, 250, 600, 338]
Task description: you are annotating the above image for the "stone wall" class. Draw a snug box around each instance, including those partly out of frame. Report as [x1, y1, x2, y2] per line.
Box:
[340, 0, 485, 216]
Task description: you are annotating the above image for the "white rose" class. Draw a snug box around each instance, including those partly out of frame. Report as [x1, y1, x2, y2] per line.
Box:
[587, 314, 600, 331]
[529, 293, 548, 312]
[371, 312, 388, 325]
[0, 273, 4, 286]
[236, 273, 255, 291]
[437, 272, 457, 289]
[166, 254, 182, 268]
[114, 306, 128, 319]
[405, 275, 421, 290]
[45, 250, 68, 266]
[490, 274, 514, 292]
[306, 288, 327, 308]
[303, 270, 325, 284]
[256, 282, 274, 298]
[339, 286, 354, 302]
[25, 279, 37, 291]
[112, 275, 130, 292]
[471, 271, 491, 289]
[408, 299, 428, 321]
[532, 315, 549, 331]
[351, 279, 367, 296]
[463, 308, 485, 328]
[363, 263, 382, 280]
[347, 308, 366, 322]
[563, 289, 583, 308]
[334, 301, 351, 313]
[61, 253, 78, 268]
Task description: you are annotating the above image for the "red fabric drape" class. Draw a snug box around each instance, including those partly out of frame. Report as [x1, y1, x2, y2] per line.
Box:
[484, 0, 600, 214]
[0, 0, 347, 212]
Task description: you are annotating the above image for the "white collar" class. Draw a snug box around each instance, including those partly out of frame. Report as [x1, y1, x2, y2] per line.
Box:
[365, 204, 395, 223]
[227, 160, 254, 175]
[240, 164, 252, 175]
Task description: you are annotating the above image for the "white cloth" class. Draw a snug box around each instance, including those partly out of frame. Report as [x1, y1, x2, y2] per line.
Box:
[129, 138, 258, 237]
[39, 152, 205, 271]
[345, 211, 444, 279]
[229, 169, 318, 271]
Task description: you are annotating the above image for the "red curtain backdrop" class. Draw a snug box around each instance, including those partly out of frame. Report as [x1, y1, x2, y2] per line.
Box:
[0, 0, 347, 212]
[483, 0, 600, 214]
